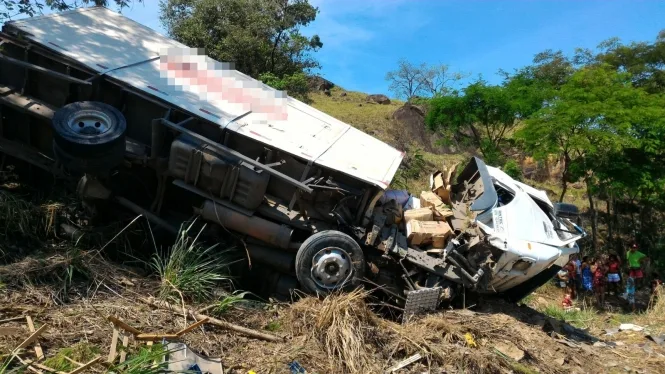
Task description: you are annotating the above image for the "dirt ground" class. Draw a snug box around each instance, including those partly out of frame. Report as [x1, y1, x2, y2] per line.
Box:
[2, 255, 664, 374]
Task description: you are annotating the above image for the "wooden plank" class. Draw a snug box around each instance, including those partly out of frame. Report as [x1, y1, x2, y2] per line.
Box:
[26, 316, 45, 360]
[0, 316, 27, 323]
[67, 356, 101, 374]
[175, 317, 209, 336]
[135, 333, 178, 341]
[0, 327, 23, 336]
[17, 324, 48, 349]
[107, 316, 142, 336]
[107, 328, 119, 363]
[0, 84, 56, 120]
[119, 335, 129, 363]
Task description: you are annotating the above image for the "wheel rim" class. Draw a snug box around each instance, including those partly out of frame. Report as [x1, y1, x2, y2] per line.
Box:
[66, 110, 112, 136]
[310, 247, 353, 290]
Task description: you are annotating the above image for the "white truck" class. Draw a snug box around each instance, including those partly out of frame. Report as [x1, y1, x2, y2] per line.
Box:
[0, 7, 585, 310]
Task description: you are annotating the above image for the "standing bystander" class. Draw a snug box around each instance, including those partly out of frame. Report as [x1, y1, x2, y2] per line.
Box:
[626, 244, 648, 289]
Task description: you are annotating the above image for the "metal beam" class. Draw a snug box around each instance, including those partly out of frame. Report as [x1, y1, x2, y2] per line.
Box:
[0, 53, 92, 86]
[161, 118, 313, 194]
[0, 84, 55, 120]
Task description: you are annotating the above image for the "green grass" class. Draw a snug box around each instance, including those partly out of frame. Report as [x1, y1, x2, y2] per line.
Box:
[43, 342, 100, 372]
[542, 305, 600, 329]
[213, 291, 252, 315]
[265, 320, 282, 332]
[105, 344, 169, 374]
[310, 87, 404, 146]
[151, 220, 237, 302]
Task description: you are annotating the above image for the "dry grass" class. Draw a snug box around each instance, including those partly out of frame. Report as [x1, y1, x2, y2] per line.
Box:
[284, 289, 385, 373]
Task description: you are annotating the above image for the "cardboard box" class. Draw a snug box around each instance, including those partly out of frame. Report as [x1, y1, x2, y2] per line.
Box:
[420, 191, 443, 208]
[430, 171, 451, 203]
[420, 191, 453, 221]
[432, 206, 454, 221]
[406, 220, 453, 247]
[404, 207, 434, 223]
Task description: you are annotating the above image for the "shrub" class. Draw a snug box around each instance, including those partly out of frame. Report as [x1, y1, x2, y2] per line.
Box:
[503, 159, 523, 181]
[259, 72, 311, 102]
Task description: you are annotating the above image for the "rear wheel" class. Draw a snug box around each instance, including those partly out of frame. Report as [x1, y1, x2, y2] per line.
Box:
[51, 101, 126, 173]
[295, 230, 365, 295]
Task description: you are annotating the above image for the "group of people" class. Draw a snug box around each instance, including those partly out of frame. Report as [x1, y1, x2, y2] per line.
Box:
[557, 244, 660, 311]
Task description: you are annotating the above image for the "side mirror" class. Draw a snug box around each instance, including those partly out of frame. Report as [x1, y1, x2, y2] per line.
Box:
[554, 202, 580, 218]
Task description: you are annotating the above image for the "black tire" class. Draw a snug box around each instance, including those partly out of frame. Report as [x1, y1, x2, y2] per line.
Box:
[52, 101, 126, 157]
[295, 230, 365, 295]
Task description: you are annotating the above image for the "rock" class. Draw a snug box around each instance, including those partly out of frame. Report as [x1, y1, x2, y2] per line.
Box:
[571, 181, 584, 189]
[494, 341, 525, 362]
[340, 92, 347, 97]
[323, 89, 331, 96]
[615, 341, 625, 346]
[555, 357, 566, 366]
[308, 75, 334, 91]
[366, 94, 391, 105]
[604, 361, 619, 368]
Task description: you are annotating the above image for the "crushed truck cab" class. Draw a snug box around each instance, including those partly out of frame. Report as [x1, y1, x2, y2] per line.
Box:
[0, 7, 585, 309]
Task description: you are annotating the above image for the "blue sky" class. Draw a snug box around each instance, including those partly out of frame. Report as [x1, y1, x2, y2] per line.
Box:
[10, 1, 665, 98]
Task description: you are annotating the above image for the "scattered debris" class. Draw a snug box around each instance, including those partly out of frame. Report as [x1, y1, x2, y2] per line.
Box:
[288, 361, 307, 374]
[494, 341, 525, 361]
[646, 334, 665, 346]
[385, 353, 422, 373]
[619, 323, 645, 332]
[164, 342, 224, 373]
[142, 297, 284, 342]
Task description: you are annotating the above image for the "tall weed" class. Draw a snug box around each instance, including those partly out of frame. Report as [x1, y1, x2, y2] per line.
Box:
[151, 220, 236, 302]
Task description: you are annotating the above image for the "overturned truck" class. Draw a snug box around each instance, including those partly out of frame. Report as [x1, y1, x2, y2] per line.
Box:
[0, 7, 585, 309]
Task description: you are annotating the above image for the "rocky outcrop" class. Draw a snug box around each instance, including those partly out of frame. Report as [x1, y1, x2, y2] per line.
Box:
[308, 75, 334, 91]
[366, 94, 391, 105]
[392, 103, 425, 128]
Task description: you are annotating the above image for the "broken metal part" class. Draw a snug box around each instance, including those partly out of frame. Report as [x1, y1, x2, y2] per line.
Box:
[402, 287, 442, 323]
[365, 213, 386, 246]
[77, 175, 111, 200]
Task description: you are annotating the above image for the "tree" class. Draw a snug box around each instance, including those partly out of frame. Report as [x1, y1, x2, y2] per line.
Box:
[420, 63, 466, 97]
[0, 0, 139, 19]
[160, 0, 322, 80]
[515, 65, 665, 250]
[385, 59, 465, 99]
[385, 59, 428, 100]
[595, 31, 665, 94]
[425, 79, 527, 164]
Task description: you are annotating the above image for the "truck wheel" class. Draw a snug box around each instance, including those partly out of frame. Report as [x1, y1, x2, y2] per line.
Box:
[51, 101, 126, 165]
[295, 230, 365, 295]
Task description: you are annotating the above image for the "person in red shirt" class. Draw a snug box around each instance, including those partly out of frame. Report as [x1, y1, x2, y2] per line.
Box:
[566, 260, 577, 300]
[606, 254, 622, 296]
[592, 259, 607, 308]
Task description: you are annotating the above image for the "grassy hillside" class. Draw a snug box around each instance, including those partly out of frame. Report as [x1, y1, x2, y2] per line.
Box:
[308, 86, 588, 209]
[309, 86, 468, 194]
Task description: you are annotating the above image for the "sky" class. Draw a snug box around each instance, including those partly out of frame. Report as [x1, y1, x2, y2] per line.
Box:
[8, 0, 665, 98]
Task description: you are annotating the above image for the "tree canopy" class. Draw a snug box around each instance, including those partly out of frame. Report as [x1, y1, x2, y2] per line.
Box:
[0, 0, 139, 19]
[160, 0, 322, 80]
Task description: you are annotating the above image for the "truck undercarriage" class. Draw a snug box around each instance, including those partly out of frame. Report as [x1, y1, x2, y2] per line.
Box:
[0, 7, 585, 314]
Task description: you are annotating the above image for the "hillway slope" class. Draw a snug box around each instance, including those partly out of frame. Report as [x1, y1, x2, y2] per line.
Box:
[1, 86, 664, 373]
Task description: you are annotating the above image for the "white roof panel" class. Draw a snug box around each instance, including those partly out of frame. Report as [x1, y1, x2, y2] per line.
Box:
[5, 7, 404, 189]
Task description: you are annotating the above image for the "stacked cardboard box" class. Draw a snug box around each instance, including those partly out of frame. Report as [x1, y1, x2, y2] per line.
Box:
[403, 163, 459, 249]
